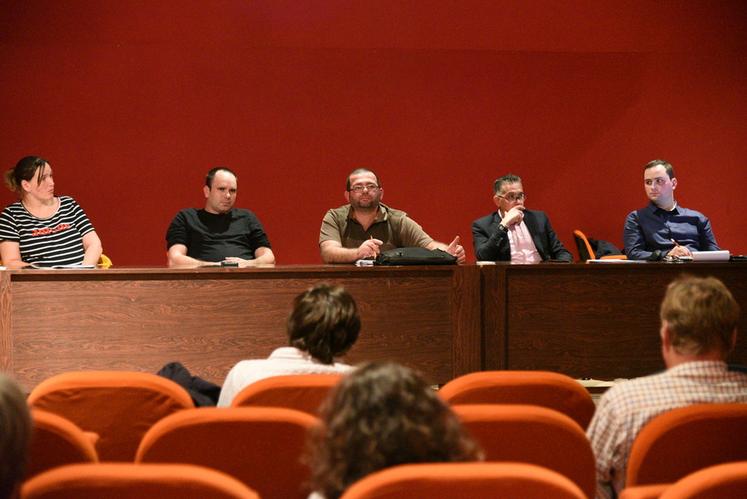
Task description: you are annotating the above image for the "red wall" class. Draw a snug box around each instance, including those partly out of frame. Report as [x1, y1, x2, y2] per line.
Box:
[2, 1, 746, 265]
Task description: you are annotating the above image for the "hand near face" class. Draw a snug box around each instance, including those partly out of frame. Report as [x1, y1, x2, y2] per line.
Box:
[501, 206, 525, 228]
[357, 238, 383, 259]
[446, 236, 466, 264]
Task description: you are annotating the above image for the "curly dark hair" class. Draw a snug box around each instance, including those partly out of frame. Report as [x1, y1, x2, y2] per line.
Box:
[308, 362, 482, 499]
[287, 283, 360, 364]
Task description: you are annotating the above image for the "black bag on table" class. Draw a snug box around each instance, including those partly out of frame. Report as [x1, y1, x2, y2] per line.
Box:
[375, 247, 457, 266]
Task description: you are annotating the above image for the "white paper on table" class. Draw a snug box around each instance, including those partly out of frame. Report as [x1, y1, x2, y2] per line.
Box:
[690, 250, 730, 262]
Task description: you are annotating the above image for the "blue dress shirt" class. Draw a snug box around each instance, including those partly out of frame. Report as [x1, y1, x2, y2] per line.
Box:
[623, 203, 719, 260]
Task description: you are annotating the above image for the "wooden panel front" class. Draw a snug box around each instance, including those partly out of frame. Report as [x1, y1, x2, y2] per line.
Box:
[4, 266, 479, 391]
[484, 263, 747, 379]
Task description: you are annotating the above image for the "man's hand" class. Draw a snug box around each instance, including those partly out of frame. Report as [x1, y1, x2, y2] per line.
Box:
[223, 256, 256, 268]
[356, 238, 383, 259]
[501, 206, 525, 228]
[445, 236, 466, 264]
[667, 245, 692, 258]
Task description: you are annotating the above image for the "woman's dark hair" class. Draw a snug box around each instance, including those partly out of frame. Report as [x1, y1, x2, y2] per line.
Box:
[4, 156, 49, 194]
[287, 283, 360, 364]
[0, 374, 32, 499]
[308, 362, 482, 499]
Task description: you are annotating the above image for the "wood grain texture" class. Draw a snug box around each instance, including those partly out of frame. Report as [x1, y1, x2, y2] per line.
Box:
[451, 265, 481, 377]
[0, 271, 11, 373]
[482, 263, 747, 379]
[6, 263, 746, 392]
[4, 266, 479, 391]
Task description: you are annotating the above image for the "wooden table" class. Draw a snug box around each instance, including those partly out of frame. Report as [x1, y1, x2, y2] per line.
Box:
[0, 265, 481, 391]
[3, 263, 745, 392]
[481, 262, 747, 380]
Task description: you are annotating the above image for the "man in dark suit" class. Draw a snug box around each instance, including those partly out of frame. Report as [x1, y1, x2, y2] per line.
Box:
[472, 174, 572, 262]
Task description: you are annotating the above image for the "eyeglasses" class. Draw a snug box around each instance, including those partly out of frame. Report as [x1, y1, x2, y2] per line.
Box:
[497, 192, 525, 202]
[349, 184, 380, 193]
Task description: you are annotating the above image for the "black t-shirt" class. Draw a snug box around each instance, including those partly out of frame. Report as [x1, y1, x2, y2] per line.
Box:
[166, 208, 271, 262]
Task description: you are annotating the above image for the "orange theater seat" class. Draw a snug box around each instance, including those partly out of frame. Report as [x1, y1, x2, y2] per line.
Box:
[452, 404, 596, 498]
[27, 371, 194, 461]
[572, 229, 627, 261]
[626, 403, 747, 487]
[339, 462, 586, 499]
[231, 373, 343, 416]
[621, 461, 747, 499]
[660, 461, 747, 499]
[136, 407, 317, 499]
[25, 410, 98, 481]
[619, 484, 670, 499]
[439, 370, 596, 429]
[21, 463, 258, 499]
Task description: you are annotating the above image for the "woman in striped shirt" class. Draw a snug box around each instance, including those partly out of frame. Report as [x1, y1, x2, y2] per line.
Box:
[0, 156, 102, 268]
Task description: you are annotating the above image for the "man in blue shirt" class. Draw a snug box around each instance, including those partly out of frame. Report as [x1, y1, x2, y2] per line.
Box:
[623, 159, 719, 260]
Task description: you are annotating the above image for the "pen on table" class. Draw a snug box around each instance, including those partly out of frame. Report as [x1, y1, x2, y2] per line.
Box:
[670, 238, 681, 247]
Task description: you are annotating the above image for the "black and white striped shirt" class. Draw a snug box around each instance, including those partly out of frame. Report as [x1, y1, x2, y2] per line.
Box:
[0, 196, 95, 267]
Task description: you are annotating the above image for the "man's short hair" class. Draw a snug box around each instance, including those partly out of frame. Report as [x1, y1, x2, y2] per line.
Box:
[287, 283, 361, 364]
[644, 159, 675, 179]
[493, 174, 522, 195]
[205, 167, 237, 188]
[346, 168, 380, 191]
[660, 276, 740, 355]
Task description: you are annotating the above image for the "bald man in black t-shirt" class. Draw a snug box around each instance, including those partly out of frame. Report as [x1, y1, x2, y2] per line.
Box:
[166, 167, 275, 267]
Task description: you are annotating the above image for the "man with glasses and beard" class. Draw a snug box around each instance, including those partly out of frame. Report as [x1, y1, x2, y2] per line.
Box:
[319, 168, 465, 264]
[472, 173, 572, 263]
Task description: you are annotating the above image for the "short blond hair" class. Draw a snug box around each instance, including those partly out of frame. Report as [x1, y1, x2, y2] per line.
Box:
[660, 276, 740, 355]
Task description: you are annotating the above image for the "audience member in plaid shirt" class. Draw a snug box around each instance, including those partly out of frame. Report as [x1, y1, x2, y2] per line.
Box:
[587, 275, 747, 499]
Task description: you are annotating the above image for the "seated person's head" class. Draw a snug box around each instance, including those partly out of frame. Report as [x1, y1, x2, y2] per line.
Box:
[309, 362, 482, 499]
[4, 156, 50, 198]
[287, 283, 360, 364]
[0, 374, 31, 499]
[660, 275, 740, 359]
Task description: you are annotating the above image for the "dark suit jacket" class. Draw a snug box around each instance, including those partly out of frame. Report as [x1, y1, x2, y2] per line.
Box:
[472, 209, 573, 262]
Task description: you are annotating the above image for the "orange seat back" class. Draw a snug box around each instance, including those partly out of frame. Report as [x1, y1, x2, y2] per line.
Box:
[619, 484, 671, 499]
[25, 410, 98, 481]
[626, 403, 747, 486]
[136, 407, 317, 499]
[21, 463, 258, 499]
[660, 461, 747, 499]
[231, 373, 343, 416]
[340, 462, 586, 499]
[27, 371, 194, 461]
[573, 229, 596, 261]
[453, 404, 596, 498]
[439, 370, 596, 428]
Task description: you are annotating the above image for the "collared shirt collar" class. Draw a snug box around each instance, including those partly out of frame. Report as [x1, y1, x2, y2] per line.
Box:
[649, 201, 679, 216]
[348, 203, 389, 224]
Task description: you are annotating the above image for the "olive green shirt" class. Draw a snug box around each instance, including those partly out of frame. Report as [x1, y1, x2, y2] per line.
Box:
[319, 203, 434, 251]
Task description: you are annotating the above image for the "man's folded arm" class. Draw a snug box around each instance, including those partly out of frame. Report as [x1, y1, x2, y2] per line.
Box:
[320, 240, 359, 263]
[253, 246, 275, 264]
[623, 212, 654, 260]
[544, 219, 573, 261]
[167, 244, 204, 267]
[472, 222, 505, 261]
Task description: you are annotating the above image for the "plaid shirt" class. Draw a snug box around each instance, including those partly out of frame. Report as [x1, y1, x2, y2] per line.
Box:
[587, 361, 747, 499]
